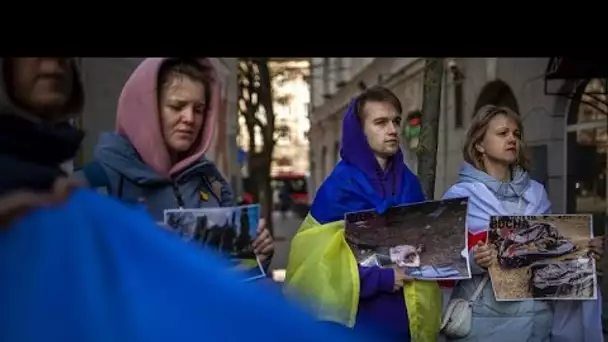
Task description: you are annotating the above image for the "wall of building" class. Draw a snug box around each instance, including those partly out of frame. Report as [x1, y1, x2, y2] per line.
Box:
[495, 58, 567, 210]
[310, 58, 375, 110]
[78, 58, 144, 166]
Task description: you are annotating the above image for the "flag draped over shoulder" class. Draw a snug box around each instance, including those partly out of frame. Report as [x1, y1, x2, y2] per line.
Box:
[285, 161, 442, 342]
[0, 189, 374, 342]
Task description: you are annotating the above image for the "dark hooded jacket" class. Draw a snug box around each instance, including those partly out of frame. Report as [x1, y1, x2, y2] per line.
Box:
[0, 58, 85, 195]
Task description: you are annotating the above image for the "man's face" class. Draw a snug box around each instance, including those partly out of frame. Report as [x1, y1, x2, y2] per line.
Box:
[361, 100, 402, 158]
[7, 58, 74, 117]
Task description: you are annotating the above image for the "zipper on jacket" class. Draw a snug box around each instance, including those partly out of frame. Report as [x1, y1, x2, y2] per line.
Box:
[170, 181, 186, 208]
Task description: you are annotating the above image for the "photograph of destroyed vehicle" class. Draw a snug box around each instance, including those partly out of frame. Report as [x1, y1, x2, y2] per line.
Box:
[529, 257, 595, 299]
[495, 221, 577, 269]
[344, 197, 471, 280]
[488, 215, 596, 301]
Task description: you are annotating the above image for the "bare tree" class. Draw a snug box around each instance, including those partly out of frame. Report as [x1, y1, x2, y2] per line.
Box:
[238, 58, 276, 233]
[417, 58, 445, 199]
[238, 58, 309, 234]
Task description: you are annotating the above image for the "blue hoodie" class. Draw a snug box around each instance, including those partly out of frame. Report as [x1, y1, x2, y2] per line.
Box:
[0, 189, 376, 342]
[312, 100, 425, 340]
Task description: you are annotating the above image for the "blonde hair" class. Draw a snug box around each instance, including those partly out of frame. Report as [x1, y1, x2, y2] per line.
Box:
[463, 104, 530, 172]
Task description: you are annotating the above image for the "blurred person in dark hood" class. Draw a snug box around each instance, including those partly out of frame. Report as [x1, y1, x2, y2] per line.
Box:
[0, 58, 84, 227]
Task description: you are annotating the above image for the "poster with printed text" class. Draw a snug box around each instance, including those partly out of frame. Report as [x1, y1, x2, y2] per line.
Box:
[488, 215, 596, 301]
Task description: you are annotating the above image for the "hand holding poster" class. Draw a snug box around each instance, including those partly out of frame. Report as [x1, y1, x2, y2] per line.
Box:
[344, 197, 471, 280]
[487, 214, 597, 301]
[163, 205, 266, 282]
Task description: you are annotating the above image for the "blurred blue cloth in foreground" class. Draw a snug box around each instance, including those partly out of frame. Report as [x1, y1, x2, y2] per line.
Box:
[0, 189, 372, 342]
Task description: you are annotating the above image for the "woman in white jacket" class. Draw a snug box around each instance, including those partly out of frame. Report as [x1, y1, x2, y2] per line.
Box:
[442, 104, 603, 342]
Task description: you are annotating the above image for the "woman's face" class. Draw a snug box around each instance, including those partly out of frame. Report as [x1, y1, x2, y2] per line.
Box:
[476, 114, 521, 166]
[159, 75, 206, 153]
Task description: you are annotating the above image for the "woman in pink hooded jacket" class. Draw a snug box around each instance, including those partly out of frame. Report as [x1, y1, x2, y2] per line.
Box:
[80, 58, 274, 268]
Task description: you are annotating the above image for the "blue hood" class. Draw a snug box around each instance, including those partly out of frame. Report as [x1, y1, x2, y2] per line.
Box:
[458, 162, 530, 201]
[339, 100, 405, 197]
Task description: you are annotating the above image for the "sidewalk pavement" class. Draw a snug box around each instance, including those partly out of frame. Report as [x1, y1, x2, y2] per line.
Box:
[269, 211, 302, 282]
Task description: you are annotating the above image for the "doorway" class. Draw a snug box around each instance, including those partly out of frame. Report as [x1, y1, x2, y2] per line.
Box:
[566, 78, 607, 236]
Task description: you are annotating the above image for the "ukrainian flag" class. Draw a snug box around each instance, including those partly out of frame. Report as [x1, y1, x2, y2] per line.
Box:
[284, 161, 441, 342]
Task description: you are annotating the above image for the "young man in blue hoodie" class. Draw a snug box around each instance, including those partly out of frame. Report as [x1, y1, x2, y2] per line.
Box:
[286, 86, 441, 341]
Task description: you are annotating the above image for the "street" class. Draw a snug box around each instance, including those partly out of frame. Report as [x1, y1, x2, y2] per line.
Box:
[269, 211, 303, 281]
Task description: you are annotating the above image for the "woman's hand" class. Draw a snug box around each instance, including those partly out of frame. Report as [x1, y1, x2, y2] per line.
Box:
[589, 236, 604, 261]
[0, 177, 82, 228]
[252, 218, 274, 263]
[473, 241, 494, 269]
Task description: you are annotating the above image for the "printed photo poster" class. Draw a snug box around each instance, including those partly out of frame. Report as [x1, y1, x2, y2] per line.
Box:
[344, 197, 471, 280]
[488, 215, 597, 301]
[163, 205, 266, 282]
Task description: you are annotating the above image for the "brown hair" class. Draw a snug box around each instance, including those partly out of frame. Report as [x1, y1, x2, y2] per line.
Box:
[463, 104, 530, 171]
[355, 86, 402, 120]
[157, 58, 212, 106]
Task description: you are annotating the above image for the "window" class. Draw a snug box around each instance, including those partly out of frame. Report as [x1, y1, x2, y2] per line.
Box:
[473, 79, 520, 115]
[528, 145, 548, 187]
[276, 125, 291, 145]
[321, 145, 327, 177]
[277, 125, 290, 139]
[322, 58, 330, 97]
[566, 78, 607, 236]
[334, 58, 343, 85]
[454, 77, 464, 128]
[334, 141, 340, 164]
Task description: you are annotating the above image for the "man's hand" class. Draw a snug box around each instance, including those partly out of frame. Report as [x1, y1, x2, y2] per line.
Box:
[0, 177, 83, 228]
[392, 266, 413, 292]
[473, 241, 494, 269]
[589, 236, 604, 261]
[252, 218, 274, 263]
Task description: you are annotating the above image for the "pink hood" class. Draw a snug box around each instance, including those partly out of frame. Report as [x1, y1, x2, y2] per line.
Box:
[115, 58, 220, 177]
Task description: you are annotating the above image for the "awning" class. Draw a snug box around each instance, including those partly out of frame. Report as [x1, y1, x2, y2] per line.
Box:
[545, 57, 608, 80]
[544, 57, 608, 115]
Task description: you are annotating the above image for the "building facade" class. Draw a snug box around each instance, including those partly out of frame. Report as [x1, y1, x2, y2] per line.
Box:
[74, 57, 243, 194]
[309, 57, 607, 233]
[237, 59, 311, 178]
